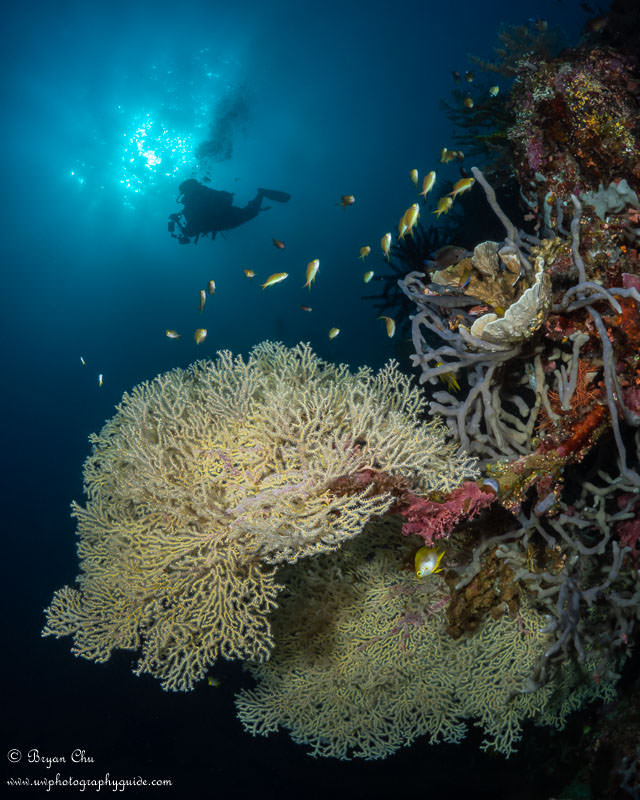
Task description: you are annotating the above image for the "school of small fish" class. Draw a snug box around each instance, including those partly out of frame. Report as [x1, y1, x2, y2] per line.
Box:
[83, 152, 476, 389]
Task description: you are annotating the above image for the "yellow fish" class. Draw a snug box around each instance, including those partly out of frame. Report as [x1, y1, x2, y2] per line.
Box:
[448, 177, 475, 199]
[420, 171, 436, 198]
[80, 356, 86, 365]
[435, 361, 461, 392]
[363, 270, 374, 283]
[199, 289, 207, 312]
[244, 269, 256, 278]
[402, 203, 420, 238]
[397, 216, 408, 240]
[328, 327, 340, 339]
[304, 259, 320, 289]
[359, 245, 371, 260]
[440, 147, 457, 164]
[378, 315, 396, 337]
[464, 96, 474, 109]
[409, 168, 419, 186]
[207, 279, 216, 295]
[206, 675, 221, 688]
[381, 232, 392, 261]
[433, 196, 453, 218]
[489, 85, 499, 97]
[98, 373, 103, 387]
[415, 546, 445, 578]
[165, 329, 180, 339]
[339, 194, 355, 207]
[261, 272, 288, 289]
[194, 328, 207, 345]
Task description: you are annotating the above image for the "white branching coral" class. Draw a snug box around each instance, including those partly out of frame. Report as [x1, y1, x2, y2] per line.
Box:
[43, 341, 476, 691]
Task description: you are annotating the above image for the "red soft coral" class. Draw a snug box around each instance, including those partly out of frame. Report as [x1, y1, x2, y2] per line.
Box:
[400, 481, 496, 546]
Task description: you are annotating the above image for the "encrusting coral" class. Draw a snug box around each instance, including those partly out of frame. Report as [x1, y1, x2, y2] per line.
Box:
[42, 341, 476, 691]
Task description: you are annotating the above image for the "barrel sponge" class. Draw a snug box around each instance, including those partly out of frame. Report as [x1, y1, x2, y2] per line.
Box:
[43, 341, 476, 691]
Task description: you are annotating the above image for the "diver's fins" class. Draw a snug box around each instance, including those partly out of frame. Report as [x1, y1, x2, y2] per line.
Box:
[258, 188, 291, 203]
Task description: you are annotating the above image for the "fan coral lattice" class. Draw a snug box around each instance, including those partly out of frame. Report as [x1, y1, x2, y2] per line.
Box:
[43, 342, 476, 691]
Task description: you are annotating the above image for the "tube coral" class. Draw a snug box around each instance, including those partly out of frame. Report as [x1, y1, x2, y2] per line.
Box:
[43, 341, 476, 691]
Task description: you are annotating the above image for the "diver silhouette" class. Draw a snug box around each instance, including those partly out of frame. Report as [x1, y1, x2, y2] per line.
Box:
[168, 178, 291, 244]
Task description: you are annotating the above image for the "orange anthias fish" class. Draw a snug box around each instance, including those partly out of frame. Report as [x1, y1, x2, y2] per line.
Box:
[433, 196, 453, 218]
[448, 177, 475, 199]
[420, 171, 436, 198]
[381, 232, 392, 261]
[304, 259, 320, 289]
[401, 203, 420, 239]
[272, 238, 286, 249]
[261, 272, 288, 289]
[378, 315, 396, 337]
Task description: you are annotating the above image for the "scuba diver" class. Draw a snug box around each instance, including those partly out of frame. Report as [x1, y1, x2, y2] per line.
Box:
[168, 178, 291, 244]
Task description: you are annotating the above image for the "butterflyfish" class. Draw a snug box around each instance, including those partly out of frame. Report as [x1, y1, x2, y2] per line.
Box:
[414, 546, 445, 578]
[261, 272, 288, 289]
